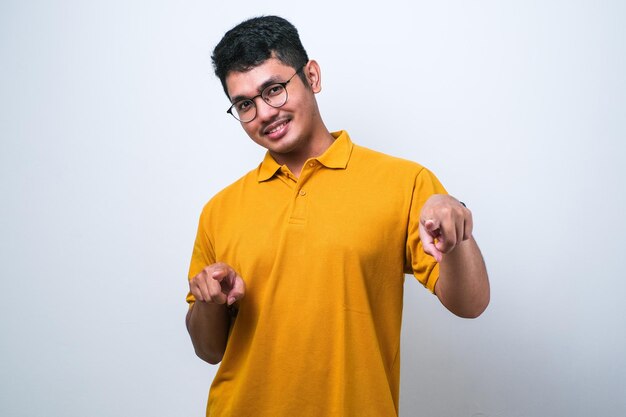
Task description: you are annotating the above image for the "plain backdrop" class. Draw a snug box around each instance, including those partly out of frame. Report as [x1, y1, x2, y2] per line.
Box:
[1, 1, 625, 416]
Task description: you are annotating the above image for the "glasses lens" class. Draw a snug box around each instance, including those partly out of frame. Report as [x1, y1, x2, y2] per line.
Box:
[262, 84, 288, 108]
[231, 100, 255, 122]
[227, 79, 292, 122]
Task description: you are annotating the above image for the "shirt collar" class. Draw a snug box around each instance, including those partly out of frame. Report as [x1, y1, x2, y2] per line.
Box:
[317, 130, 353, 169]
[257, 152, 282, 182]
[257, 130, 354, 182]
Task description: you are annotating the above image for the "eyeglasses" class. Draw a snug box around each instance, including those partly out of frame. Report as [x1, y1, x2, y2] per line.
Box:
[226, 66, 304, 123]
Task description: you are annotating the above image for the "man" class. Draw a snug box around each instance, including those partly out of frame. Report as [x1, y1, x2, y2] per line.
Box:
[186, 15, 489, 417]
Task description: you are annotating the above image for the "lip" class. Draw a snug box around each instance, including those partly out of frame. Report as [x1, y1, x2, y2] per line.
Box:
[263, 118, 291, 141]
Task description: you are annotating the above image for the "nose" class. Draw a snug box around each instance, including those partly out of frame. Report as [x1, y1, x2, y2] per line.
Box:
[254, 97, 280, 122]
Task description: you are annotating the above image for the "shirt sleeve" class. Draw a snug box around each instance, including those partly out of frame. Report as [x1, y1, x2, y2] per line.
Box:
[186, 203, 217, 306]
[404, 167, 448, 293]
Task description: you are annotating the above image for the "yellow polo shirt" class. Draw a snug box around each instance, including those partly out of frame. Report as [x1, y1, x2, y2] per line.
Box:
[187, 130, 447, 417]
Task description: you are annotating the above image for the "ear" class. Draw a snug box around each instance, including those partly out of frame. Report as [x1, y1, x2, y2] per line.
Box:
[304, 60, 322, 93]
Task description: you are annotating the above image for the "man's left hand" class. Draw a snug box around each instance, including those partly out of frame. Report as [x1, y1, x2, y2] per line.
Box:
[419, 194, 473, 263]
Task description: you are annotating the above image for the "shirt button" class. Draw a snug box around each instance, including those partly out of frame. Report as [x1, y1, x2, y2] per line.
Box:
[299, 189, 306, 196]
[308, 162, 316, 167]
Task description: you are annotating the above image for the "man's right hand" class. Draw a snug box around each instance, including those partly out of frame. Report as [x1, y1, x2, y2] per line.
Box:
[189, 263, 246, 306]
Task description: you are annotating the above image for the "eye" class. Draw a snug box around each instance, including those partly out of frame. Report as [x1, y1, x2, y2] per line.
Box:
[265, 84, 284, 97]
[236, 100, 254, 113]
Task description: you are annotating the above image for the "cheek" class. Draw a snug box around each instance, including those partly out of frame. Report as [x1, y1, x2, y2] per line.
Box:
[241, 121, 259, 138]
[295, 95, 317, 117]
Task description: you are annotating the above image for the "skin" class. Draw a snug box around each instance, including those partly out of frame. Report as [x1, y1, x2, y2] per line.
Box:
[186, 58, 490, 363]
[422, 195, 490, 318]
[225, 58, 335, 177]
[186, 263, 244, 364]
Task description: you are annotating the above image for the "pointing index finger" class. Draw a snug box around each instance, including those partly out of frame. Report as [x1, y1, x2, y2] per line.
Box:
[423, 219, 441, 238]
[211, 267, 228, 281]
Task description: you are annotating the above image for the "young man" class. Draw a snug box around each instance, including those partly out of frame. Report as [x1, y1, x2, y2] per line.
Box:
[186, 15, 489, 417]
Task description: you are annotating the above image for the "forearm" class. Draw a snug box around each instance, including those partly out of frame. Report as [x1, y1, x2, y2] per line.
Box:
[186, 301, 231, 364]
[435, 237, 490, 318]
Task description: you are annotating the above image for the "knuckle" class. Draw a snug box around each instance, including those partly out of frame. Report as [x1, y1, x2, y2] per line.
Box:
[206, 263, 219, 272]
[210, 293, 225, 304]
[207, 278, 220, 291]
[189, 275, 202, 288]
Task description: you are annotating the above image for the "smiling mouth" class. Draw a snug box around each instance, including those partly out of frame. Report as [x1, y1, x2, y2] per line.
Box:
[264, 119, 290, 137]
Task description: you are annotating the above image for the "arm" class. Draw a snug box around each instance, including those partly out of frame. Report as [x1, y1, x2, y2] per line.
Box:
[435, 236, 489, 318]
[186, 263, 246, 364]
[420, 195, 490, 318]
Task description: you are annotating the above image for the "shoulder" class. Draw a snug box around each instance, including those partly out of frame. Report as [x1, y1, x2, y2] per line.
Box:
[200, 165, 260, 216]
[350, 143, 430, 178]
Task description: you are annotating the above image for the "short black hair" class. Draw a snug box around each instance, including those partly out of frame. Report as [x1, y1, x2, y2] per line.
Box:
[212, 15, 309, 97]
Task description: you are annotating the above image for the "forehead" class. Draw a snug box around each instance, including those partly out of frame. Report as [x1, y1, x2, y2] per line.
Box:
[225, 58, 296, 99]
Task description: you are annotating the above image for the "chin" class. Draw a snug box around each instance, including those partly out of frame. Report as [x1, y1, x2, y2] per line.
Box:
[265, 136, 298, 153]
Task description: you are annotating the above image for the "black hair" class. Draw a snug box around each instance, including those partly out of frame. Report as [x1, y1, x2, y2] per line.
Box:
[211, 15, 309, 97]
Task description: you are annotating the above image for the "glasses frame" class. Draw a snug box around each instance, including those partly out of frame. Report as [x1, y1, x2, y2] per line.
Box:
[226, 66, 305, 123]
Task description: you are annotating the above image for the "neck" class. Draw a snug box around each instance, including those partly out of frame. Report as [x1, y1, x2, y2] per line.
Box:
[271, 130, 335, 178]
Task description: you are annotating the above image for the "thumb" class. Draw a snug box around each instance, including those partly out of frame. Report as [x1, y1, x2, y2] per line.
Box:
[420, 221, 442, 263]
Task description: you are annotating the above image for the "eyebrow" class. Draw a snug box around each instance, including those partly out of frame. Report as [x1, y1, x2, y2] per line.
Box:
[229, 75, 287, 104]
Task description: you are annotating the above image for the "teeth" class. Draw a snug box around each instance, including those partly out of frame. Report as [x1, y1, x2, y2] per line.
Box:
[268, 122, 286, 134]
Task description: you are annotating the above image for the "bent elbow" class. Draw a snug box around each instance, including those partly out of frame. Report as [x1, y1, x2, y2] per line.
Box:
[205, 355, 223, 365]
[458, 307, 486, 319]
[195, 347, 224, 365]
[458, 294, 490, 319]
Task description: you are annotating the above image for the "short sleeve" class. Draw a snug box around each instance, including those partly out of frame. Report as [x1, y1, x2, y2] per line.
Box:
[404, 167, 448, 293]
[185, 204, 217, 306]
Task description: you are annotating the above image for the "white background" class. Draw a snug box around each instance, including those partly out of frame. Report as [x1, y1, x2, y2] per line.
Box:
[1, 1, 625, 416]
